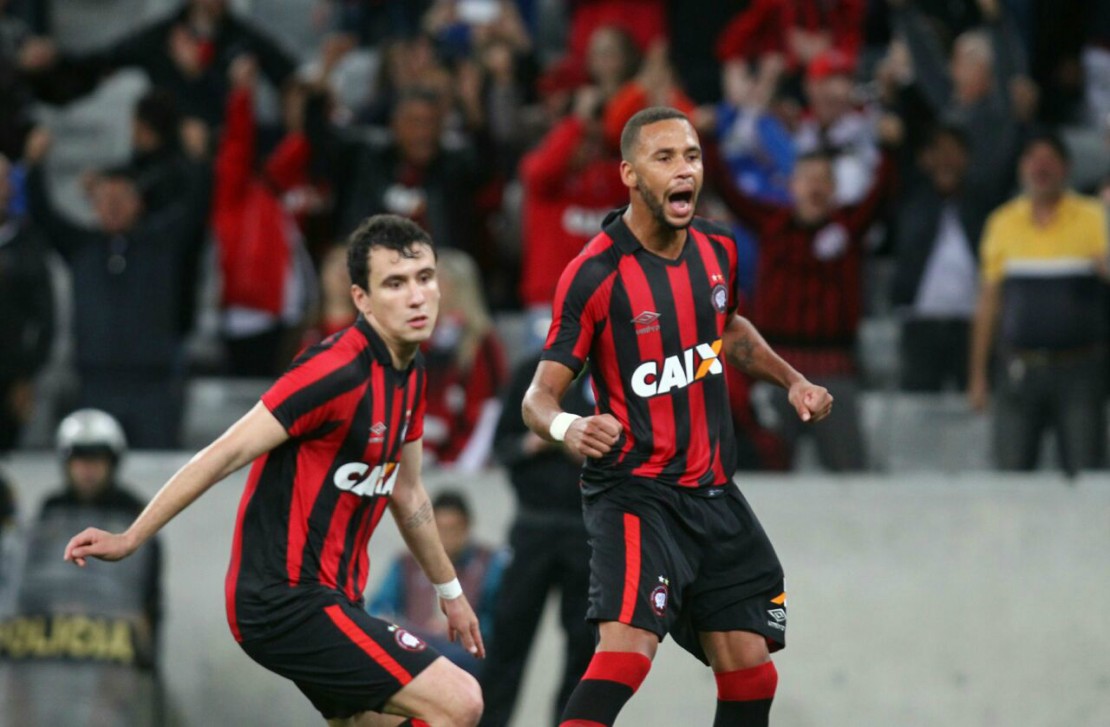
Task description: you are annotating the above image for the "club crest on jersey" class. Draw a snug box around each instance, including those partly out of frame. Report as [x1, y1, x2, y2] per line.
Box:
[651, 576, 670, 617]
[389, 625, 427, 652]
[333, 461, 399, 497]
[711, 284, 728, 314]
[631, 339, 723, 398]
[368, 421, 387, 443]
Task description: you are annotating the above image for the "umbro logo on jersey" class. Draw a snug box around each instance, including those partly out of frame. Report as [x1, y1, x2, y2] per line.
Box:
[631, 339, 723, 398]
[368, 421, 387, 443]
[632, 311, 661, 336]
[333, 461, 399, 497]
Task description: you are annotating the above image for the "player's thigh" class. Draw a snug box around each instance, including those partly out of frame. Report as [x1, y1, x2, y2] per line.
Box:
[382, 655, 482, 723]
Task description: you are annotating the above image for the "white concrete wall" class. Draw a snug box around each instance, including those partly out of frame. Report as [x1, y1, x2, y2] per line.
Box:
[2, 455, 1108, 726]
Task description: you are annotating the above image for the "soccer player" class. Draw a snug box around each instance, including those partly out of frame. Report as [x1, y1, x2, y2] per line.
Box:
[63, 215, 485, 727]
[523, 107, 834, 727]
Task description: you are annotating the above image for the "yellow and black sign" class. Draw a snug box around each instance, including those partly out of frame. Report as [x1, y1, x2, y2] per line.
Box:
[0, 614, 150, 667]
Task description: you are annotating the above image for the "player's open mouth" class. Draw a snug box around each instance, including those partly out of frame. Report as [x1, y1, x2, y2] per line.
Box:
[667, 189, 694, 217]
[409, 316, 429, 329]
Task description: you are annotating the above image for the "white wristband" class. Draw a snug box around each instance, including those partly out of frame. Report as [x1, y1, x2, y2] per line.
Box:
[549, 412, 581, 442]
[434, 577, 463, 600]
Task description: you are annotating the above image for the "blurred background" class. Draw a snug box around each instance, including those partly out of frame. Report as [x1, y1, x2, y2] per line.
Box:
[0, 0, 1109, 725]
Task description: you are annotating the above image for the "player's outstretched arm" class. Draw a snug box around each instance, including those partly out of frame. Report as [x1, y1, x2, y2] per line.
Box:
[388, 441, 485, 659]
[723, 314, 834, 423]
[522, 360, 621, 459]
[64, 402, 289, 566]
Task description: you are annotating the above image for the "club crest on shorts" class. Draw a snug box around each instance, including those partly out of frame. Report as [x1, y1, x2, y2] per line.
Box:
[651, 576, 670, 617]
[391, 626, 426, 652]
[711, 284, 728, 314]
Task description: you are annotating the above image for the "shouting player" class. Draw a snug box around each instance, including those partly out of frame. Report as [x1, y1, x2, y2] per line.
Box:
[64, 215, 484, 727]
[523, 107, 834, 726]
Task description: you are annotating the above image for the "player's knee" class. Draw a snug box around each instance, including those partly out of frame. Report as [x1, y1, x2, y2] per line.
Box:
[440, 669, 482, 726]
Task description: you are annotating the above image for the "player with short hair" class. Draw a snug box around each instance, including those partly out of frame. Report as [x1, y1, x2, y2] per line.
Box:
[64, 214, 485, 727]
[523, 107, 833, 726]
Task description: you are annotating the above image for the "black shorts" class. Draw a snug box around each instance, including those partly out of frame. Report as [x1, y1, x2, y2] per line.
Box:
[583, 479, 786, 664]
[238, 590, 440, 720]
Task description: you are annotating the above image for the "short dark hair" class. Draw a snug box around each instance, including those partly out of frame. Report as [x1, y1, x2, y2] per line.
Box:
[620, 106, 691, 161]
[346, 214, 435, 291]
[794, 149, 835, 170]
[928, 123, 970, 152]
[432, 490, 470, 522]
[134, 88, 181, 151]
[1022, 130, 1070, 165]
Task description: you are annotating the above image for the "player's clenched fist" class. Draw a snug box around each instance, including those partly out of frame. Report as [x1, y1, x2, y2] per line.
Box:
[564, 414, 623, 459]
[788, 381, 834, 423]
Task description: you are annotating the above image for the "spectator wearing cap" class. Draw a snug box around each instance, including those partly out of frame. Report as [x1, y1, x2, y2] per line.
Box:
[969, 133, 1108, 474]
[793, 50, 881, 205]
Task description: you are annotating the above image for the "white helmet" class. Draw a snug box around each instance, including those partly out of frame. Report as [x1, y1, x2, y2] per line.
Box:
[56, 409, 127, 461]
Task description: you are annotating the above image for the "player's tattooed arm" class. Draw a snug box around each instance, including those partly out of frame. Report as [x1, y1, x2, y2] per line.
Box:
[402, 499, 434, 531]
[722, 314, 802, 388]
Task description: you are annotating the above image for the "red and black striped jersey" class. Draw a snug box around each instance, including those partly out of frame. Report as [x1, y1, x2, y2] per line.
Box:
[225, 316, 425, 642]
[542, 209, 740, 494]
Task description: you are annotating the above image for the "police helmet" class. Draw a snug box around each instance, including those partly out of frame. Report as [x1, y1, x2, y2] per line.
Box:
[56, 409, 127, 462]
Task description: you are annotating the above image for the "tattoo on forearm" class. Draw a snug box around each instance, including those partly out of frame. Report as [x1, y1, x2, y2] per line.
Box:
[404, 501, 433, 530]
[728, 335, 756, 370]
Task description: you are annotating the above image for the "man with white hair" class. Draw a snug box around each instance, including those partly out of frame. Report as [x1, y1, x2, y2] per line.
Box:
[889, 0, 1035, 212]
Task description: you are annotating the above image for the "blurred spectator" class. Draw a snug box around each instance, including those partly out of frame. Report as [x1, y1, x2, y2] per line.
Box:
[355, 34, 455, 125]
[725, 362, 790, 472]
[968, 133, 1108, 474]
[890, 0, 1033, 213]
[478, 352, 593, 727]
[582, 24, 641, 101]
[1082, 3, 1110, 127]
[716, 0, 865, 81]
[303, 241, 357, 348]
[794, 50, 880, 205]
[21, 0, 297, 130]
[313, 87, 482, 254]
[26, 129, 205, 449]
[891, 125, 987, 391]
[127, 88, 212, 336]
[0, 151, 53, 452]
[422, 249, 507, 470]
[601, 41, 697, 151]
[211, 56, 318, 377]
[519, 84, 625, 348]
[0, 409, 162, 724]
[423, 0, 533, 63]
[567, 0, 666, 62]
[328, 0, 433, 47]
[708, 118, 902, 471]
[369, 490, 505, 678]
[0, 0, 35, 161]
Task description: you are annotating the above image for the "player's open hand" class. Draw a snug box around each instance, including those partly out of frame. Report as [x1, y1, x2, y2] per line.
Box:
[788, 381, 833, 423]
[63, 527, 134, 567]
[564, 414, 622, 459]
[440, 594, 485, 659]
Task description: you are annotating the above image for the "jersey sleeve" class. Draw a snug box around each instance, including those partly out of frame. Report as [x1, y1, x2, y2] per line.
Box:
[404, 366, 426, 443]
[541, 255, 609, 375]
[261, 343, 362, 439]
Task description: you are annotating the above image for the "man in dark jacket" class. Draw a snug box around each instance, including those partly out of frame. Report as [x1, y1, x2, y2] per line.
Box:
[477, 353, 594, 727]
[891, 125, 990, 390]
[0, 151, 53, 452]
[25, 128, 205, 448]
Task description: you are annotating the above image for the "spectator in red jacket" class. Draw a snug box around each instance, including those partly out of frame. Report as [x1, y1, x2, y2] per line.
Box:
[211, 56, 318, 377]
[519, 84, 625, 348]
[716, 0, 865, 77]
[422, 249, 508, 471]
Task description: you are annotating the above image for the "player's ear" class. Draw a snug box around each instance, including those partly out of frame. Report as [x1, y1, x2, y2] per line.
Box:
[619, 159, 637, 190]
[350, 284, 371, 315]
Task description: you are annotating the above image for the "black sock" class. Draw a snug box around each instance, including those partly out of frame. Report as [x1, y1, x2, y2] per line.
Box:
[558, 651, 651, 726]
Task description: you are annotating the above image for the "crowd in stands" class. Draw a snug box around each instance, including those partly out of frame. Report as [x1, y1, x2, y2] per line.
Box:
[0, 0, 1108, 475]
